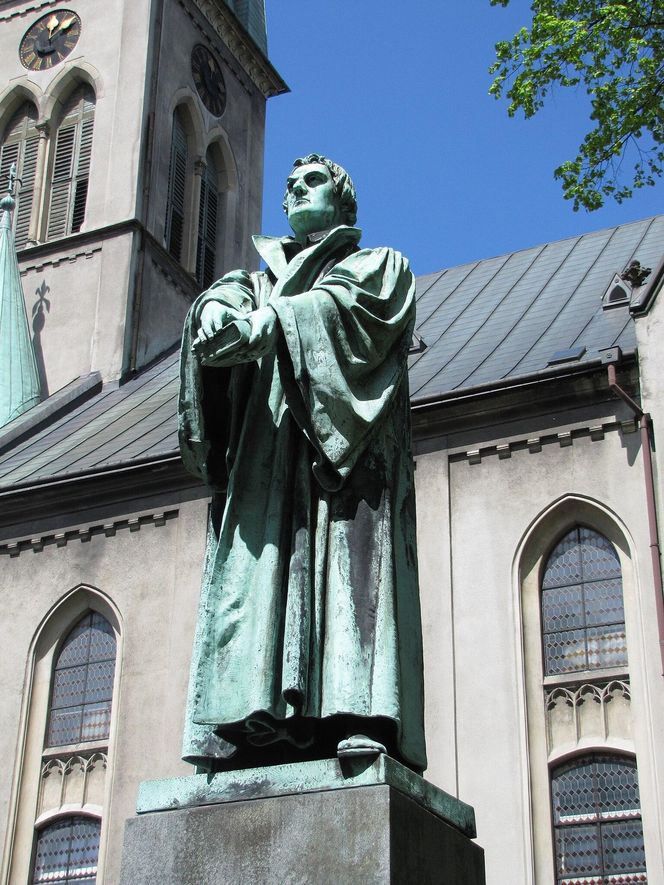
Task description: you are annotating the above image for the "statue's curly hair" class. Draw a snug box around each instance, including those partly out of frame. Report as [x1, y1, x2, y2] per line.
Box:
[282, 153, 357, 226]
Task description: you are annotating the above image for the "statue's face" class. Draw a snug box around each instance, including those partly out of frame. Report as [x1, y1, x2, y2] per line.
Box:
[285, 163, 342, 237]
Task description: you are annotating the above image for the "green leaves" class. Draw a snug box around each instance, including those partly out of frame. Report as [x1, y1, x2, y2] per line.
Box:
[489, 0, 664, 210]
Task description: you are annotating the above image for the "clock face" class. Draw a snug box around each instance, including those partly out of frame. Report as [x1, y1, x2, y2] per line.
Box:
[20, 9, 81, 71]
[191, 45, 226, 117]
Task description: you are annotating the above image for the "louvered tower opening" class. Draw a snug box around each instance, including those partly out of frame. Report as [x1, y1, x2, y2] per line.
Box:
[0, 102, 39, 248]
[165, 111, 188, 262]
[195, 150, 219, 289]
[46, 84, 95, 241]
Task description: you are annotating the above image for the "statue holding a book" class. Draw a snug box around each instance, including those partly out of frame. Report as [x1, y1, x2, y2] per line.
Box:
[178, 154, 427, 773]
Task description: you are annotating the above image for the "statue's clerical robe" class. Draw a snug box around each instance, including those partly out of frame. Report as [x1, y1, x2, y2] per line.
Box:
[178, 225, 427, 772]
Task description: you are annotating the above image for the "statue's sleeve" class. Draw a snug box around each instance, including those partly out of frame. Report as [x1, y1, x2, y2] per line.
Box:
[178, 270, 261, 487]
[270, 247, 415, 491]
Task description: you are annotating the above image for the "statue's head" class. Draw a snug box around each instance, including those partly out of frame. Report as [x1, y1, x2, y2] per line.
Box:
[283, 153, 357, 238]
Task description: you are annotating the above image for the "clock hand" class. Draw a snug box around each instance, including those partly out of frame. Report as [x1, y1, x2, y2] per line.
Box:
[46, 15, 59, 38]
[49, 15, 76, 40]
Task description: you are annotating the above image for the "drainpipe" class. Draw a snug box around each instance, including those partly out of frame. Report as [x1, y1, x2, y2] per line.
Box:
[607, 361, 664, 676]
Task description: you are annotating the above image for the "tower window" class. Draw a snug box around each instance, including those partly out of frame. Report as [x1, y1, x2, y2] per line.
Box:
[46, 612, 116, 747]
[46, 84, 95, 241]
[165, 110, 188, 262]
[0, 102, 39, 248]
[551, 755, 646, 884]
[541, 526, 627, 676]
[32, 816, 100, 884]
[195, 150, 219, 289]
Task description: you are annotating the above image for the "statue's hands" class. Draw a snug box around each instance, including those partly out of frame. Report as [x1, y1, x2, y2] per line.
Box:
[248, 305, 277, 350]
[194, 303, 278, 366]
[197, 301, 245, 342]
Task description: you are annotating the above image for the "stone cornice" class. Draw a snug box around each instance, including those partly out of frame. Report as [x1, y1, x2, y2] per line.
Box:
[0, 0, 59, 23]
[188, 0, 288, 98]
[0, 508, 179, 556]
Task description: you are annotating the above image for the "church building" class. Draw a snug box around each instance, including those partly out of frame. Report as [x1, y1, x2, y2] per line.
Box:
[0, 0, 662, 883]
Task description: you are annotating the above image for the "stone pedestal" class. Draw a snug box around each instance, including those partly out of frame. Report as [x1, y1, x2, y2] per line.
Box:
[120, 756, 485, 884]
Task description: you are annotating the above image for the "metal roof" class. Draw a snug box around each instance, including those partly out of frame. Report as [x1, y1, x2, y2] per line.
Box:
[409, 214, 664, 398]
[0, 215, 661, 491]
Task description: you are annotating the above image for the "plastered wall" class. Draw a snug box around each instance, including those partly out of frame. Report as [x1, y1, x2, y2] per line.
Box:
[416, 400, 664, 884]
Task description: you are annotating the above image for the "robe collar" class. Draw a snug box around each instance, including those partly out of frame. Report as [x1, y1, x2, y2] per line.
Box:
[252, 225, 362, 280]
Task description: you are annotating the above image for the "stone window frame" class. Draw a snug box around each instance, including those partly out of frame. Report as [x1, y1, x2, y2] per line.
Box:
[162, 91, 238, 284]
[1, 586, 121, 885]
[0, 65, 102, 249]
[44, 82, 95, 242]
[0, 99, 39, 248]
[516, 496, 644, 883]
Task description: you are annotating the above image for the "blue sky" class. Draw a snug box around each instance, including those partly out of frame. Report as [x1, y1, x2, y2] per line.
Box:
[261, 1, 662, 276]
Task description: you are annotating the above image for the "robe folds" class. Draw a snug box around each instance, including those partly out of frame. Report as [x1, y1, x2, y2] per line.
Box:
[178, 225, 427, 772]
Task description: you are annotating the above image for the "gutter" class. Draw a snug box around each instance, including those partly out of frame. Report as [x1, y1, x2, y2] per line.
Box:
[0, 453, 182, 498]
[607, 361, 664, 677]
[411, 354, 635, 412]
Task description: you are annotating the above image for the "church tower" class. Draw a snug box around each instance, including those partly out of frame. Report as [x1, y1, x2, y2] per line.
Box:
[0, 4, 286, 883]
[0, 0, 286, 396]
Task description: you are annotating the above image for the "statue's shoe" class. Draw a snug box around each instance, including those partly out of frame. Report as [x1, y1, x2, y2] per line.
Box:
[337, 734, 386, 758]
[244, 714, 314, 748]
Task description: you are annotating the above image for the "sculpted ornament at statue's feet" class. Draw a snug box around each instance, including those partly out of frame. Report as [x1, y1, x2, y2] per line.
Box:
[337, 734, 387, 759]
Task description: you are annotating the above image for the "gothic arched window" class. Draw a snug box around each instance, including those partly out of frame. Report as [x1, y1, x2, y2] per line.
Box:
[46, 84, 95, 240]
[541, 526, 627, 676]
[551, 754, 646, 883]
[31, 815, 101, 884]
[195, 148, 219, 289]
[0, 101, 39, 248]
[165, 109, 189, 262]
[46, 611, 117, 747]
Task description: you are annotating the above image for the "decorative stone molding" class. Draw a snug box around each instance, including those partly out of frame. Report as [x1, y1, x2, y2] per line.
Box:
[184, 0, 287, 98]
[38, 751, 107, 819]
[458, 418, 637, 464]
[545, 679, 631, 752]
[0, 0, 59, 23]
[545, 679, 631, 710]
[19, 244, 102, 275]
[0, 509, 178, 557]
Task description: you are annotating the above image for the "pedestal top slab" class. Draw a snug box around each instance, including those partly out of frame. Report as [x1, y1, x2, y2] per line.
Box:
[136, 755, 476, 838]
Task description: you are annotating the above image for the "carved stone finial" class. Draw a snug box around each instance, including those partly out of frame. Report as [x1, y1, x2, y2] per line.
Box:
[0, 162, 17, 220]
[621, 260, 652, 288]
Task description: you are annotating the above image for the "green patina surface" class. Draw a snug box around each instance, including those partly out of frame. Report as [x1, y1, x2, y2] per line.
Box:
[178, 155, 427, 773]
[136, 755, 477, 838]
[0, 184, 40, 430]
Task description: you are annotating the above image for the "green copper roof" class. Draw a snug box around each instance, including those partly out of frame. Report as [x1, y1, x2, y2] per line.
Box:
[224, 0, 267, 55]
[0, 189, 41, 429]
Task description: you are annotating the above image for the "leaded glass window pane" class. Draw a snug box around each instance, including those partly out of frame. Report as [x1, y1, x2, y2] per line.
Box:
[46, 613, 116, 747]
[32, 816, 100, 884]
[551, 755, 647, 884]
[542, 527, 627, 675]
